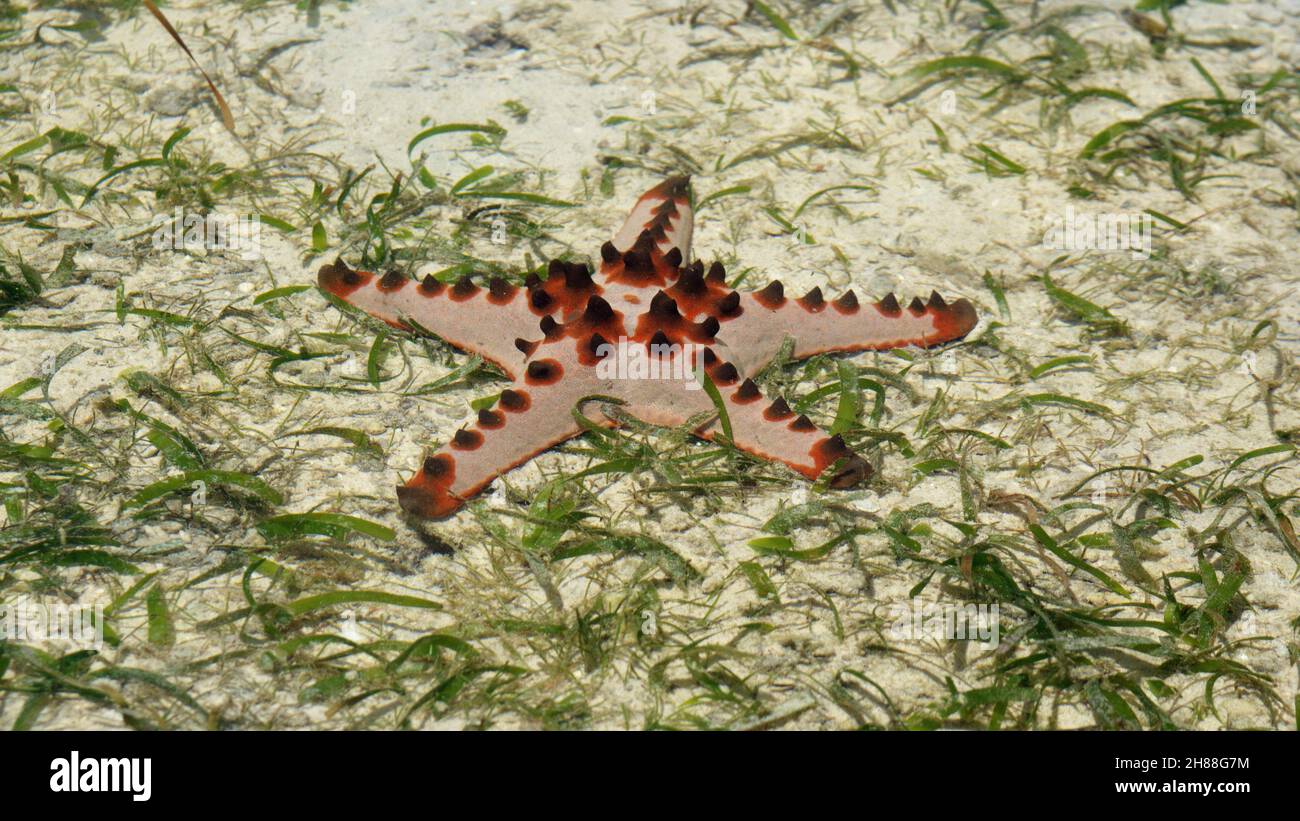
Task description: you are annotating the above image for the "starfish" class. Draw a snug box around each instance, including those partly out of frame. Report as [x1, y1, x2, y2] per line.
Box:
[317, 176, 977, 518]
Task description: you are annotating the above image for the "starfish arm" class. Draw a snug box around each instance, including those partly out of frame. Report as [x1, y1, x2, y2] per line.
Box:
[617, 349, 873, 490]
[609, 176, 693, 259]
[700, 375, 873, 489]
[396, 344, 605, 518]
[318, 259, 537, 379]
[716, 285, 978, 375]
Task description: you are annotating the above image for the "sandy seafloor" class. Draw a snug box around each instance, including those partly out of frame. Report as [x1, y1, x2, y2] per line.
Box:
[1, 0, 1298, 729]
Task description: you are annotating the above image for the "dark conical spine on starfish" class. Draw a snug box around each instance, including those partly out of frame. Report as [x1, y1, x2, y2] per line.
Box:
[318, 174, 976, 519]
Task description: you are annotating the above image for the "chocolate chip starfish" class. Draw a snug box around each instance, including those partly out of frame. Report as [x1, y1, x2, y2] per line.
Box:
[317, 176, 977, 518]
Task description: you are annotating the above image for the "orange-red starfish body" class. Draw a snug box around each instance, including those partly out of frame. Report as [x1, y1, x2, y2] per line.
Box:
[318, 177, 977, 518]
